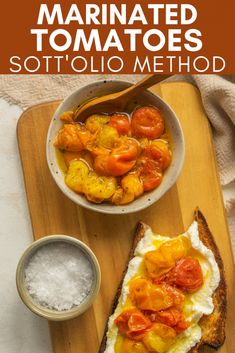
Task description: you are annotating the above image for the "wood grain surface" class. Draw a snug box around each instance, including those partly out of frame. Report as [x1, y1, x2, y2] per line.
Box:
[17, 82, 235, 353]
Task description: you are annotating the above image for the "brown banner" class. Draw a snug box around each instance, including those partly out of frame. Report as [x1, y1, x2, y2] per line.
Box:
[0, 0, 234, 74]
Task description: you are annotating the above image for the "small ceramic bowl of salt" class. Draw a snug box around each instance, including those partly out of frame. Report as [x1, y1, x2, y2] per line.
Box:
[16, 235, 101, 321]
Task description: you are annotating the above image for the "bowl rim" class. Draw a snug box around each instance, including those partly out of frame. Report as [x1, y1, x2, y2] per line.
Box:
[46, 78, 185, 214]
[16, 235, 101, 321]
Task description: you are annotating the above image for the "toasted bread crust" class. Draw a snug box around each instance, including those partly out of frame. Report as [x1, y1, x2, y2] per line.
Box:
[99, 210, 227, 353]
[188, 209, 227, 353]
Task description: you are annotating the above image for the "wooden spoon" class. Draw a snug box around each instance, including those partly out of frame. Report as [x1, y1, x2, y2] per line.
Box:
[73, 74, 171, 121]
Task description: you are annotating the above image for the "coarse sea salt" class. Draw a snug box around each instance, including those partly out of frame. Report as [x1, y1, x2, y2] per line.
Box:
[24, 242, 94, 311]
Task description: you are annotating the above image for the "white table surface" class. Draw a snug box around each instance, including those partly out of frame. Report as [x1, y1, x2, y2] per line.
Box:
[0, 98, 234, 353]
[0, 99, 52, 353]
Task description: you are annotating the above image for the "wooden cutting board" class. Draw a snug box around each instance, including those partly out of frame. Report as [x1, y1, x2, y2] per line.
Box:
[17, 82, 235, 353]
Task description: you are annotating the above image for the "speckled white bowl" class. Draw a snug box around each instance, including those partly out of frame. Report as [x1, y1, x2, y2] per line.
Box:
[47, 80, 185, 214]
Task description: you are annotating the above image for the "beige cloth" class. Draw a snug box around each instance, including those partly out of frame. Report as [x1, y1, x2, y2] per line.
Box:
[0, 75, 143, 109]
[0, 74, 234, 248]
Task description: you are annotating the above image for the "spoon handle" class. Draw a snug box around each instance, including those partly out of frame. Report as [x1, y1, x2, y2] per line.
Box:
[74, 74, 172, 121]
[118, 74, 172, 102]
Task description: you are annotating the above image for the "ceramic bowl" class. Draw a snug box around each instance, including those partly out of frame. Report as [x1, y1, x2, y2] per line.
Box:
[47, 80, 185, 214]
[16, 235, 101, 321]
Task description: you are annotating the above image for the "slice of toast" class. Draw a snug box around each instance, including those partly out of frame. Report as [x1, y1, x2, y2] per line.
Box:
[99, 209, 227, 353]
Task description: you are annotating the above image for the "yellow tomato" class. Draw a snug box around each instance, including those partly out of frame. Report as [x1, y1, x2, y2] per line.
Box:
[119, 174, 144, 204]
[65, 160, 89, 193]
[144, 251, 175, 278]
[129, 278, 169, 311]
[129, 278, 151, 303]
[129, 278, 184, 312]
[144, 237, 191, 279]
[85, 114, 110, 133]
[121, 174, 143, 196]
[143, 323, 176, 353]
[97, 125, 119, 149]
[83, 172, 117, 203]
[160, 237, 191, 261]
[65, 159, 117, 203]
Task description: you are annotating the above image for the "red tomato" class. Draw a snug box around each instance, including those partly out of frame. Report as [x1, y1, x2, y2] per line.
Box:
[144, 144, 163, 160]
[94, 138, 138, 176]
[109, 114, 131, 135]
[131, 107, 165, 139]
[175, 319, 190, 333]
[144, 142, 171, 170]
[138, 158, 163, 191]
[156, 308, 189, 333]
[157, 256, 203, 292]
[115, 308, 152, 341]
[167, 257, 203, 292]
[142, 173, 162, 191]
[140, 158, 162, 174]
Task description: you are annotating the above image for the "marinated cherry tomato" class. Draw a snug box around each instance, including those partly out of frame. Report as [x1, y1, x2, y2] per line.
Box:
[144, 140, 172, 170]
[115, 308, 152, 341]
[119, 174, 144, 204]
[138, 158, 162, 191]
[131, 107, 165, 139]
[94, 137, 138, 176]
[129, 279, 185, 312]
[142, 173, 162, 191]
[129, 312, 150, 331]
[85, 114, 110, 133]
[144, 250, 174, 279]
[129, 278, 152, 305]
[160, 237, 191, 264]
[54, 124, 91, 152]
[139, 157, 162, 173]
[109, 114, 131, 135]
[97, 125, 119, 148]
[155, 256, 203, 293]
[155, 308, 189, 333]
[175, 319, 190, 332]
[170, 257, 204, 292]
[143, 323, 176, 352]
[145, 237, 191, 279]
